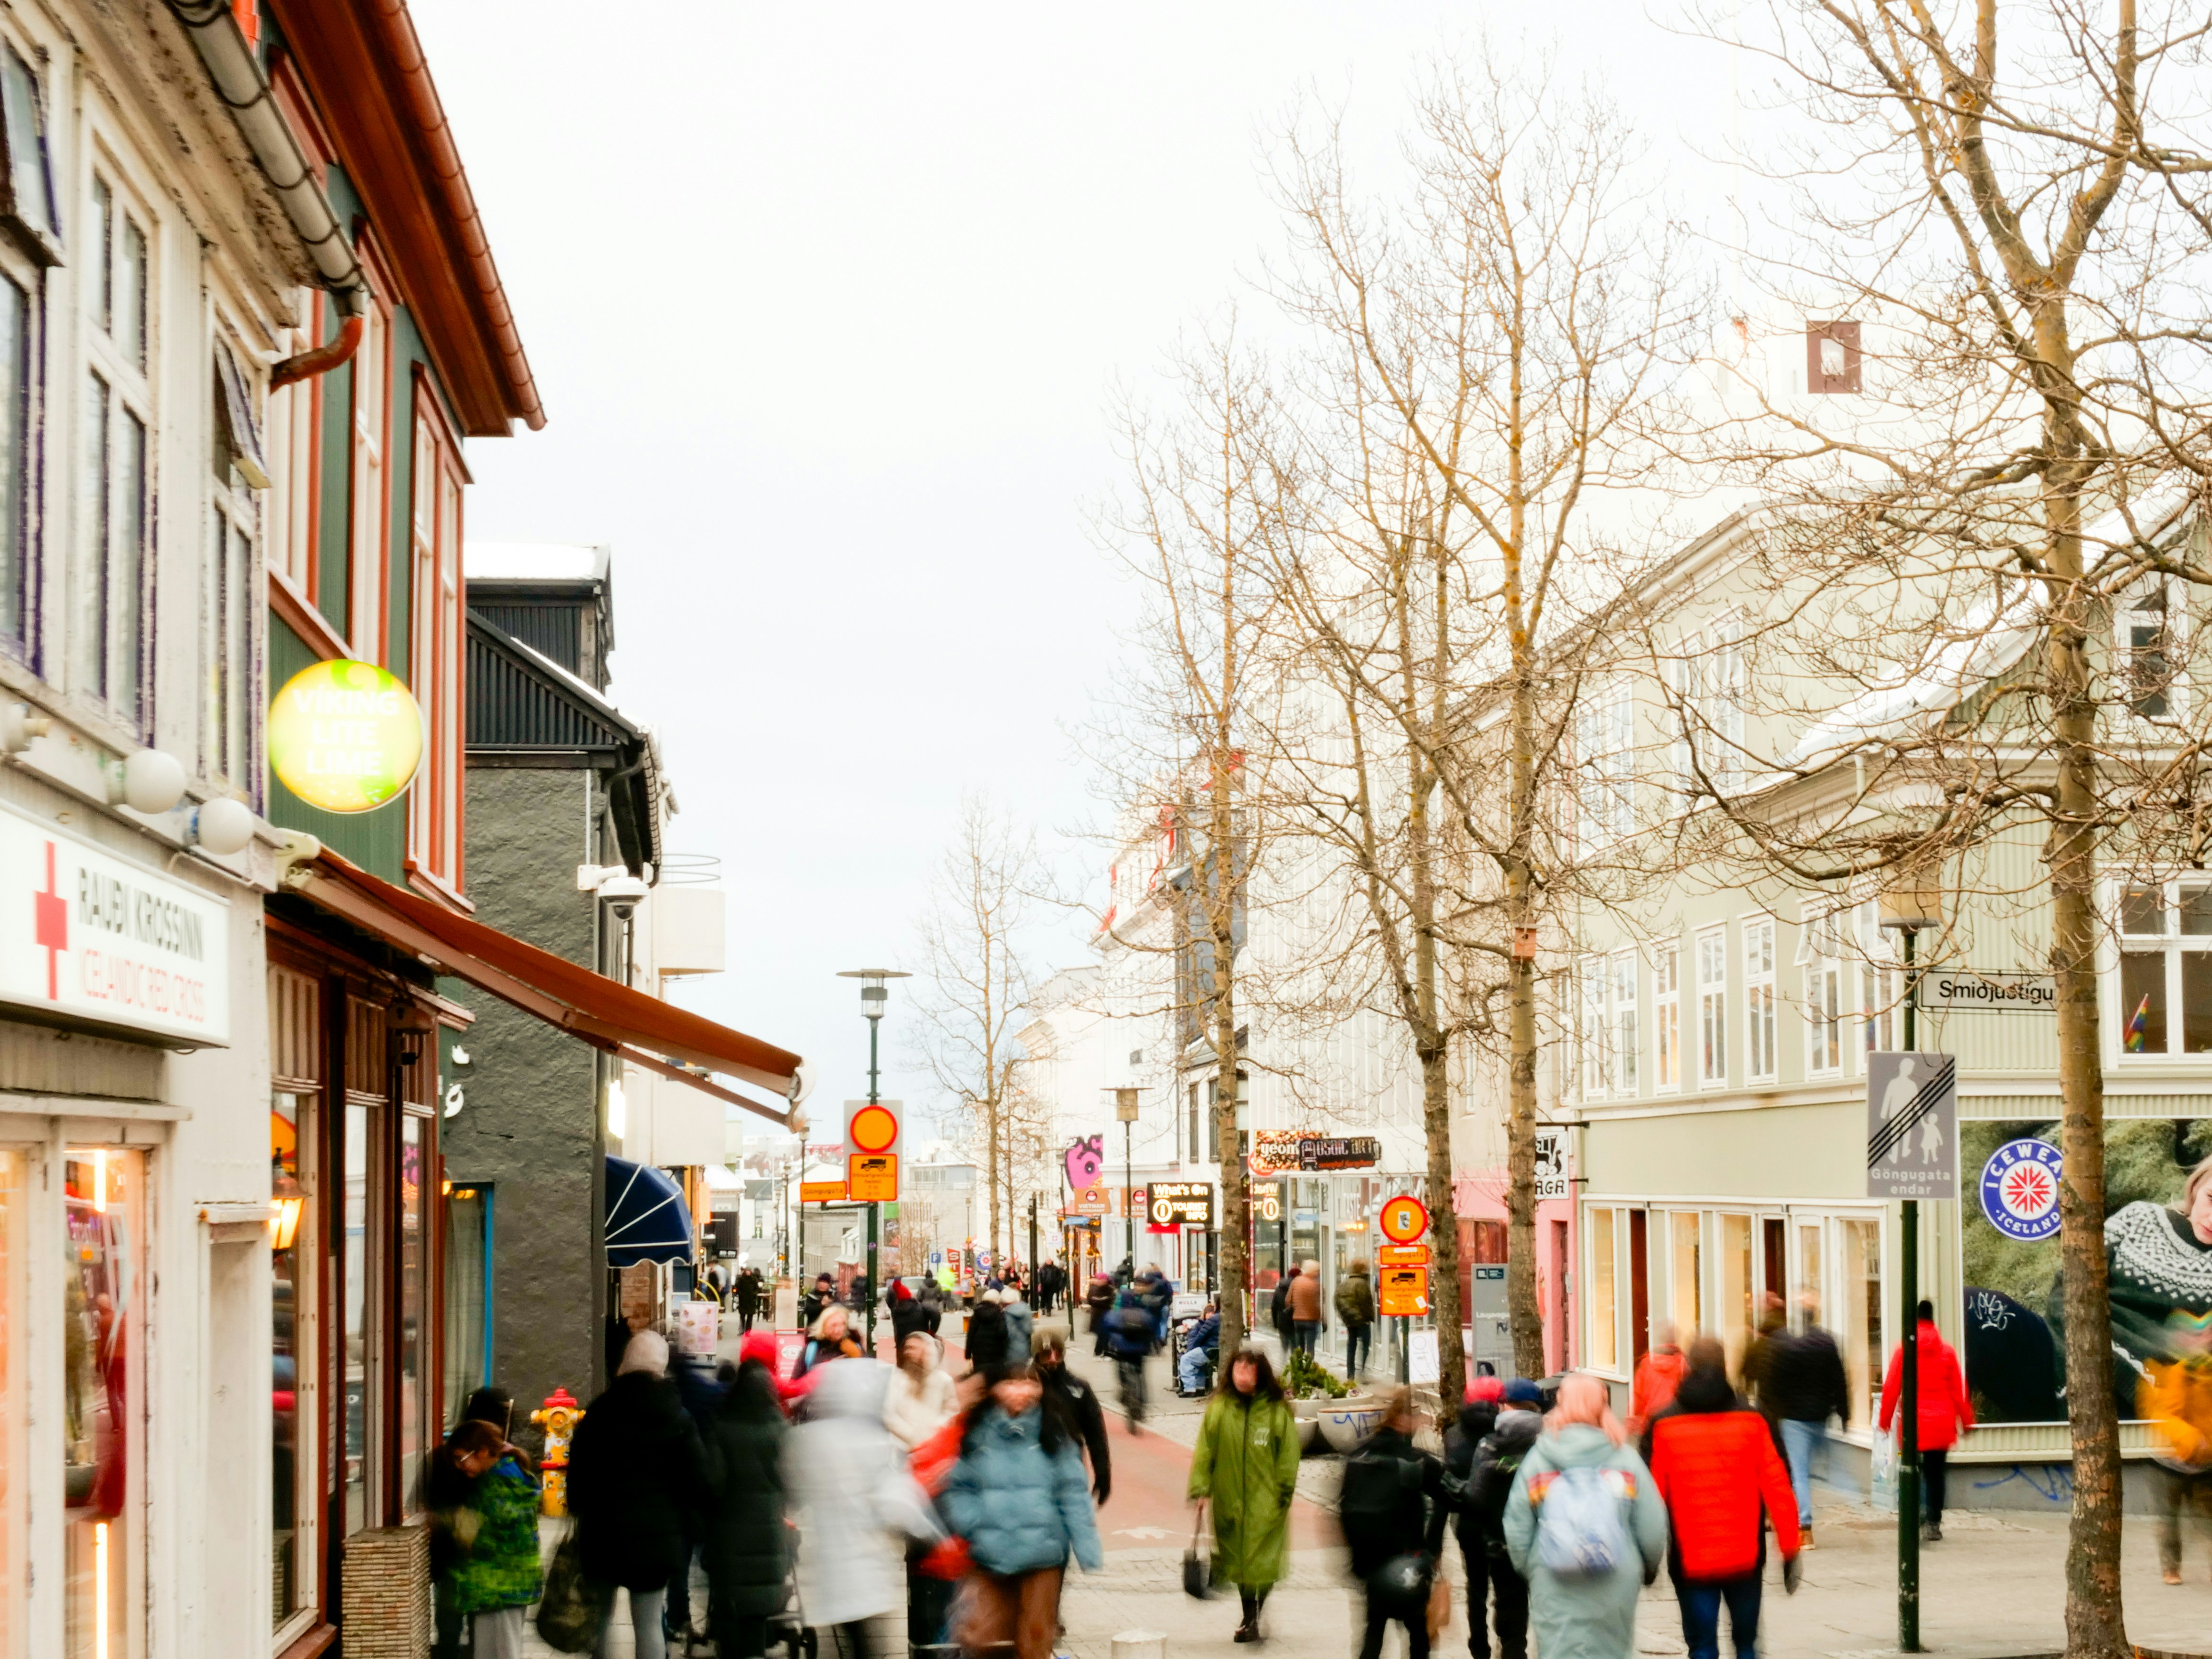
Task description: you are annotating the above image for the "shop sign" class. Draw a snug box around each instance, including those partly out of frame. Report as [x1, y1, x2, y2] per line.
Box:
[1114, 1184, 1149, 1218]
[1250, 1130, 1303, 1174]
[1066, 1186, 1108, 1218]
[1866, 1051, 1958, 1199]
[267, 659, 425, 813]
[1534, 1126, 1569, 1201]
[1979, 1139, 2062, 1241]
[1298, 1135, 1380, 1171]
[1149, 1181, 1215, 1228]
[1247, 1187, 1282, 1222]
[0, 799, 230, 1045]
[1917, 971, 2055, 1013]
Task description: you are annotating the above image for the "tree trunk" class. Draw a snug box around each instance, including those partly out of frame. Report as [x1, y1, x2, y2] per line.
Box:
[1420, 1031, 1464, 1403]
[986, 1094, 1002, 1268]
[2045, 460, 2127, 1659]
[1504, 665, 1545, 1378]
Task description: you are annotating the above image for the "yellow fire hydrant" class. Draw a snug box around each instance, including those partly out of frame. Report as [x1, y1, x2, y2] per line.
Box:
[531, 1387, 583, 1517]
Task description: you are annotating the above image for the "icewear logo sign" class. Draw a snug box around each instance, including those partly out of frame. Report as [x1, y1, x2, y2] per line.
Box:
[1979, 1139, 2062, 1241]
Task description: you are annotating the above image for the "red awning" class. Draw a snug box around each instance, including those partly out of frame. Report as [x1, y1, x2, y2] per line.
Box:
[288, 850, 803, 1126]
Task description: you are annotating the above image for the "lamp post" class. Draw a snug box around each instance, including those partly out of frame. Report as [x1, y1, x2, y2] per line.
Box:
[1879, 877, 1939, 1654]
[838, 968, 909, 1353]
[1111, 1087, 1142, 1270]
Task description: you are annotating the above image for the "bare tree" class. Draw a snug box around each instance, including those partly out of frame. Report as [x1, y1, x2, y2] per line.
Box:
[1260, 50, 1694, 1393]
[913, 796, 1046, 1264]
[1672, 3, 2212, 1648]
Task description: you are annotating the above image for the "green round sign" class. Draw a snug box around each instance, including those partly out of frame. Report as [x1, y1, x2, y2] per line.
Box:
[268, 659, 425, 813]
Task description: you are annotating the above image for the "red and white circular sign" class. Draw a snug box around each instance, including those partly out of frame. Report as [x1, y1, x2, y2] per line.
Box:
[1378, 1194, 1429, 1244]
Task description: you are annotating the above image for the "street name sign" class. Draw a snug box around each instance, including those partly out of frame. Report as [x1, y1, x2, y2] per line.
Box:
[1866, 1051, 1958, 1200]
[1378, 1244, 1431, 1267]
[800, 1181, 846, 1204]
[1915, 971, 2055, 1013]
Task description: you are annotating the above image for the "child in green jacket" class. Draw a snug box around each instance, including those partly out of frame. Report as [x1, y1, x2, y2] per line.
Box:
[429, 1418, 544, 1659]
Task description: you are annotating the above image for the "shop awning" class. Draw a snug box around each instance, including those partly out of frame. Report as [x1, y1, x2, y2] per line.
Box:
[286, 849, 805, 1126]
[605, 1156, 696, 1267]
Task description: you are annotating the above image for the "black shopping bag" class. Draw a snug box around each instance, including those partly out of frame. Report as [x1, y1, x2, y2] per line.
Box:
[534, 1528, 613, 1653]
[1183, 1502, 1217, 1600]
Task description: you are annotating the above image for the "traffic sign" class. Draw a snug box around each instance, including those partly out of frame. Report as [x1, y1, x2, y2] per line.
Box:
[1378, 1244, 1431, 1267]
[1866, 1053, 1957, 1199]
[1380, 1265, 1429, 1316]
[844, 1099, 903, 1201]
[800, 1181, 846, 1204]
[1378, 1193, 1429, 1244]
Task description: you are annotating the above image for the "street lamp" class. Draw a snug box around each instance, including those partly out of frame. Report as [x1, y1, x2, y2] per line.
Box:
[1105, 1086, 1143, 1270]
[838, 968, 909, 1351]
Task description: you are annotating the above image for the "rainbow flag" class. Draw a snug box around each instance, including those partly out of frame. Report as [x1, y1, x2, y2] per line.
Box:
[2125, 994, 2152, 1052]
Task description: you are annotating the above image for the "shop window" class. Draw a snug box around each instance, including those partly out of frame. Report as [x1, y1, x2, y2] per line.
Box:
[1587, 1207, 1618, 1371]
[1720, 1213, 1754, 1377]
[444, 1186, 489, 1426]
[1793, 1219, 1822, 1315]
[342, 1097, 375, 1535]
[398, 1115, 431, 1515]
[270, 1084, 314, 1635]
[2118, 879, 2212, 1056]
[1654, 944, 1680, 1091]
[1744, 918, 1777, 1082]
[63, 1148, 142, 1659]
[1837, 1215, 1883, 1428]
[1667, 1210, 1702, 1332]
[0, 1147, 22, 1659]
[1696, 928, 1728, 1086]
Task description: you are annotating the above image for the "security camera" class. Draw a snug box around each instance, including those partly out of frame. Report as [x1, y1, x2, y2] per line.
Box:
[598, 873, 648, 919]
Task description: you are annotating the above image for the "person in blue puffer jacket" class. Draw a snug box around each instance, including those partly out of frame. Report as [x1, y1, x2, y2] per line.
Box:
[939, 1364, 1104, 1659]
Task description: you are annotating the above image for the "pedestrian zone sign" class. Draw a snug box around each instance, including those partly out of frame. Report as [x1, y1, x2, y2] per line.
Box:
[1865, 1051, 1958, 1200]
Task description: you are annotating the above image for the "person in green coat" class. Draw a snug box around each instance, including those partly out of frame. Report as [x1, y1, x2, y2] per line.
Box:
[1187, 1348, 1302, 1643]
[429, 1416, 544, 1659]
[1502, 1376, 1667, 1659]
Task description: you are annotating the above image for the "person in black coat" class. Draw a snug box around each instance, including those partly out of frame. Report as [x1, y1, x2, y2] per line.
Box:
[567, 1331, 711, 1652]
[888, 1279, 930, 1348]
[1034, 1327, 1111, 1504]
[1339, 1390, 1450, 1659]
[1460, 1380, 1543, 1659]
[734, 1266, 762, 1332]
[965, 1293, 1009, 1376]
[703, 1352, 789, 1659]
[1085, 1275, 1115, 1357]
[1271, 1266, 1300, 1350]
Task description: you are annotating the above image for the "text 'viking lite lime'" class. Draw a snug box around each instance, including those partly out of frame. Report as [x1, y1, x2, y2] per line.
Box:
[268, 660, 425, 813]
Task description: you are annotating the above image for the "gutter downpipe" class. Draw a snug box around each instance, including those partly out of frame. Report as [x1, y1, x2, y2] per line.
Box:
[165, 0, 368, 386]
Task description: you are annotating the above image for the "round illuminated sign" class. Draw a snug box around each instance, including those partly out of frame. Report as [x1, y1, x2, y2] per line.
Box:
[268, 660, 424, 814]
[849, 1104, 899, 1153]
[1379, 1194, 1430, 1244]
[1980, 1138, 2062, 1241]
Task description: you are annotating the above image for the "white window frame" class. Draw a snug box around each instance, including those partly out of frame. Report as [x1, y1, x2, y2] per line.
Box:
[1580, 956, 1609, 1100]
[203, 341, 258, 797]
[74, 161, 155, 732]
[1611, 951, 1640, 1096]
[2114, 876, 2212, 1060]
[2117, 572, 2187, 726]
[1857, 902, 1899, 1067]
[347, 292, 388, 663]
[1744, 916, 1777, 1083]
[1577, 678, 1636, 845]
[1801, 906, 1846, 1077]
[1654, 943, 1681, 1093]
[1696, 926, 1728, 1087]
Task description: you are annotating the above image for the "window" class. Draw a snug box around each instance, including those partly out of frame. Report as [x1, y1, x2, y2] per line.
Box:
[1696, 927, 1727, 1086]
[1611, 953, 1639, 1096]
[0, 1147, 22, 1659]
[1576, 679, 1635, 844]
[2117, 879, 2212, 1056]
[0, 271, 30, 657]
[1665, 650, 1693, 805]
[1806, 320, 1862, 394]
[76, 174, 151, 727]
[1580, 958, 1608, 1098]
[1802, 908, 1846, 1075]
[1744, 918, 1777, 1082]
[1654, 944, 1681, 1091]
[0, 45, 56, 253]
[1188, 1082, 1200, 1163]
[2120, 577, 2184, 721]
[1667, 1210, 1702, 1332]
[1720, 1213, 1754, 1377]
[205, 345, 260, 793]
[63, 1149, 144, 1659]
[264, 297, 321, 595]
[1837, 1215, 1883, 1427]
[348, 298, 387, 661]
[1698, 619, 1746, 794]
[1858, 903, 1898, 1060]
[1588, 1207, 1619, 1371]
[407, 387, 465, 883]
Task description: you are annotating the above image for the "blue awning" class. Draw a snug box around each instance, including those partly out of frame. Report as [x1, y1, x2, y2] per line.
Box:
[605, 1157, 696, 1268]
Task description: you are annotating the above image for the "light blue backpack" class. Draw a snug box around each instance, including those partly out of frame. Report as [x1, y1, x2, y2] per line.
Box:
[1534, 1465, 1632, 1577]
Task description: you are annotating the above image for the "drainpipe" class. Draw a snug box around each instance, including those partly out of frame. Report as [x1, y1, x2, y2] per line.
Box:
[164, 0, 368, 378]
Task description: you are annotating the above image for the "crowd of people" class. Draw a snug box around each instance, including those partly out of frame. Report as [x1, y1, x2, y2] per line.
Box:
[424, 1265, 2009, 1659]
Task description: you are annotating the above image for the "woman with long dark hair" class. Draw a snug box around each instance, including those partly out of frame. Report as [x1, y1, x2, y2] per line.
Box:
[1188, 1348, 1301, 1642]
[938, 1362, 1104, 1659]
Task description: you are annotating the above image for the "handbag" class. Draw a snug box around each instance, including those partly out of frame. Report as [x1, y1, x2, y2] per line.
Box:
[533, 1528, 612, 1654]
[1183, 1502, 1217, 1599]
[1425, 1567, 1452, 1640]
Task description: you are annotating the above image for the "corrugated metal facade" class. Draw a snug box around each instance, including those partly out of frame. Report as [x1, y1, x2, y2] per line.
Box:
[467, 619, 633, 751]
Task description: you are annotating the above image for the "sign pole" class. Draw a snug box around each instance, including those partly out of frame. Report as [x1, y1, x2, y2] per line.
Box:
[1899, 925, 1921, 1653]
[865, 1017, 880, 1354]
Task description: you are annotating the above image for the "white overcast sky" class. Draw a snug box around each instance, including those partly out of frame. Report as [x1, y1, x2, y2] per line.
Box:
[411, 2, 1737, 1139]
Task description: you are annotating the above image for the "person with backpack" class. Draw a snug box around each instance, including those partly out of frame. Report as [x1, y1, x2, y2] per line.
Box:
[1641, 1336, 1801, 1659]
[1188, 1348, 1303, 1644]
[1502, 1374, 1667, 1659]
[1447, 1378, 1540, 1659]
[1877, 1299, 1974, 1543]
[1340, 1388, 1451, 1659]
[1106, 1286, 1156, 1430]
[1337, 1262, 1377, 1381]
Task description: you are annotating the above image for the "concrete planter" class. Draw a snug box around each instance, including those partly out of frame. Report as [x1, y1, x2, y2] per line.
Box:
[1317, 1396, 1386, 1453]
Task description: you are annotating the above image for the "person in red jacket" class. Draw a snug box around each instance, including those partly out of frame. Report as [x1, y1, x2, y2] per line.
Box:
[1642, 1336, 1802, 1659]
[1629, 1323, 1690, 1438]
[1878, 1300, 1974, 1543]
